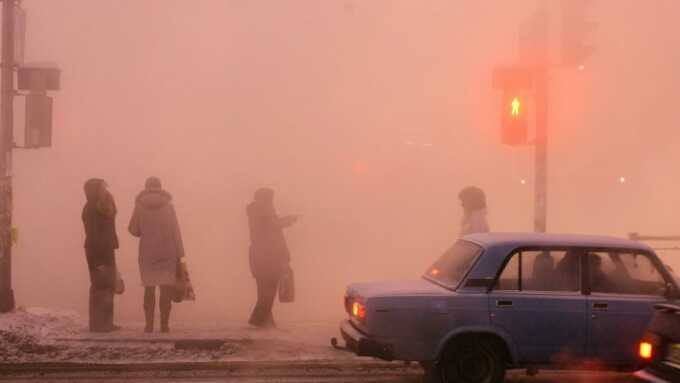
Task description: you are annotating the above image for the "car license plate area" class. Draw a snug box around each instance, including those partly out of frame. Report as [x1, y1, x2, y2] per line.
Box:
[664, 343, 680, 369]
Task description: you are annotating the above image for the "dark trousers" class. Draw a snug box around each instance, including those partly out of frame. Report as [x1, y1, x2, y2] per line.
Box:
[249, 276, 279, 328]
[86, 253, 115, 332]
[144, 286, 173, 329]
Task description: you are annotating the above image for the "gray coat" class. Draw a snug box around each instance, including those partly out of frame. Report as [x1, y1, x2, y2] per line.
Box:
[128, 189, 185, 286]
[459, 208, 490, 237]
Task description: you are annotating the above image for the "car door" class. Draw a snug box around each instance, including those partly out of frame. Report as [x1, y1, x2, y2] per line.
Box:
[586, 251, 669, 365]
[488, 248, 587, 363]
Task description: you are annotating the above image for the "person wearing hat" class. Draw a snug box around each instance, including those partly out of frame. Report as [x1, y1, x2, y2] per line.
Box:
[129, 177, 185, 333]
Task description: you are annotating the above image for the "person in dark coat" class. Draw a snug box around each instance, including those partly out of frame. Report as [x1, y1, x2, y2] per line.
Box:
[82, 178, 120, 333]
[247, 188, 298, 328]
[128, 177, 185, 333]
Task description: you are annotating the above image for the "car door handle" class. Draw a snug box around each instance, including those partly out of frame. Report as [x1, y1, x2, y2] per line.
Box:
[496, 300, 513, 308]
[592, 303, 608, 311]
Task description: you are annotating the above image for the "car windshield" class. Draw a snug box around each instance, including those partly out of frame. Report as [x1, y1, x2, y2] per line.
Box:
[424, 240, 482, 288]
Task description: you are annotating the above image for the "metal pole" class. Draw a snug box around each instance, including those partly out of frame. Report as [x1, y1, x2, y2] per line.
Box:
[0, 0, 16, 313]
[534, 68, 548, 233]
[533, 2, 549, 233]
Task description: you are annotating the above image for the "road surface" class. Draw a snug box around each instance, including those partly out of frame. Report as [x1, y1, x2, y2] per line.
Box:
[0, 362, 634, 382]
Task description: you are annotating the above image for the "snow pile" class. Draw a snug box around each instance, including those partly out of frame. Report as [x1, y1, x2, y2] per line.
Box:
[0, 307, 82, 362]
[0, 307, 83, 337]
[55, 342, 240, 363]
[0, 307, 243, 363]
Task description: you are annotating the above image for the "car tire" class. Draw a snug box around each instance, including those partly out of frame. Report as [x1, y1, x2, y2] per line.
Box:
[438, 338, 506, 383]
[421, 361, 442, 383]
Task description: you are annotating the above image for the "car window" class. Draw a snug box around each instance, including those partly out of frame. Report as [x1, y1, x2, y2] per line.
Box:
[495, 249, 581, 292]
[589, 251, 666, 296]
[425, 240, 482, 288]
[495, 252, 519, 290]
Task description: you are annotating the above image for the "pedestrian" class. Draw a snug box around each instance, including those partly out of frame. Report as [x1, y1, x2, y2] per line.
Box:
[128, 177, 185, 333]
[82, 178, 120, 333]
[246, 188, 299, 329]
[458, 186, 490, 237]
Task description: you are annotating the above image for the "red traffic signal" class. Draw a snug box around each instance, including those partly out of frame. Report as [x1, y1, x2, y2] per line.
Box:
[501, 94, 528, 146]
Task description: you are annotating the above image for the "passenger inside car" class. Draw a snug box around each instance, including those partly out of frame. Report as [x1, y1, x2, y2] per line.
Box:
[529, 252, 555, 291]
[589, 252, 666, 295]
[555, 250, 581, 291]
[588, 253, 611, 292]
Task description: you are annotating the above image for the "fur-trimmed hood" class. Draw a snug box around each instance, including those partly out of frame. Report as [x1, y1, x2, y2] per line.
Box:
[136, 189, 172, 210]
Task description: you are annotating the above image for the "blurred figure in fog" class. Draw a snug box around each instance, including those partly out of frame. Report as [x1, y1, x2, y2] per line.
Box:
[247, 188, 299, 328]
[458, 186, 489, 237]
[82, 178, 120, 333]
[129, 177, 185, 333]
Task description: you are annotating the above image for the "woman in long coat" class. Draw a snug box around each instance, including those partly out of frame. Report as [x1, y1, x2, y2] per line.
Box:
[128, 177, 185, 333]
[82, 178, 120, 332]
[247, 188, 298, 328]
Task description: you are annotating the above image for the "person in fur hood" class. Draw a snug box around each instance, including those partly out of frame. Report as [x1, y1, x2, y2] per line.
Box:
[82, 178, 120, 332]
[458, 186, 490, 237]
[128, 177, 185, 333]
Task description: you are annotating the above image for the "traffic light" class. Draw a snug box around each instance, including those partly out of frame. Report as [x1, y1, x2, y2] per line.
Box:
[561, 0, 596, 67]
[501, 93, 527, 146]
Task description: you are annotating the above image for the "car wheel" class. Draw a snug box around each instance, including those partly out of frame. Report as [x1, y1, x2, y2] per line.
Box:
[421, 361, 442, 383]
[439, 338, 506, 383]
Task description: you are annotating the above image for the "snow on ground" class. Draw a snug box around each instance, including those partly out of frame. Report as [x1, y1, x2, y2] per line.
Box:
[0, 307, 356, 364]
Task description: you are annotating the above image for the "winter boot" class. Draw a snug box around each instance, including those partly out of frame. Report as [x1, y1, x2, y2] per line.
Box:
[159, 286, 172, 333]
[160, 308, 170, 333]
[144, 287, 155, 333]
[144, 307, 154, 333]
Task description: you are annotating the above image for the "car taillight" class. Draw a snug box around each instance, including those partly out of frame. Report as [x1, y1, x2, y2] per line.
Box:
[639, 341, 653, 360]
[352, 301, 366, 320]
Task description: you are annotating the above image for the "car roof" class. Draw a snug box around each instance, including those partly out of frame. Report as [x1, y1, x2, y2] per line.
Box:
[461, 232, 654, 252]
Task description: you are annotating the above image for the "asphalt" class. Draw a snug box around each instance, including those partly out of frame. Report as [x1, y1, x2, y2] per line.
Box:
[0, 360, 634, 383]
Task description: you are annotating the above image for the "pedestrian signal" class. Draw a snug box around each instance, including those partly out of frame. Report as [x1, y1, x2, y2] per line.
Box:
[501, 94, 528, 146]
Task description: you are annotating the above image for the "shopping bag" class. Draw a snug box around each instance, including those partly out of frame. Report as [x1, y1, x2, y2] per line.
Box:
[279, 267, 295, 303]
[114, 269, 125, 295]
[173, 259, 196, 303]
[93, 264, 115, 289]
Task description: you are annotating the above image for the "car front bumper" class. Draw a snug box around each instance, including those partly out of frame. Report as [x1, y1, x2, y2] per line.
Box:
[340, 319, 395, 361]
[633, 368, 675, 383]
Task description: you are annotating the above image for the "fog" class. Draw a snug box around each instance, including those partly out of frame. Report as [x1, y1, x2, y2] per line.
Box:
[9, 0, 680, 325]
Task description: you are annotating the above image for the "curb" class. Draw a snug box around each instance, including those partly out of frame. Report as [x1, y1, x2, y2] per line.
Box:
[0, 360, 422, 378]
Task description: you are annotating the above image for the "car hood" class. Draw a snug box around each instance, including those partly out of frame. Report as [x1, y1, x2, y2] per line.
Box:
[347, 279, 451, 299]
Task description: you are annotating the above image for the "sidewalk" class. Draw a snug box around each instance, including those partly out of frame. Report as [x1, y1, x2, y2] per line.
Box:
[0, 307, 357, 365]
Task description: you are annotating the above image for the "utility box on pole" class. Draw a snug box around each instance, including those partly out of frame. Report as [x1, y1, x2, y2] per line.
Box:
[25, 94, 52, 148]
[18, 65, 59, 149]
[17, 66, 60, 91]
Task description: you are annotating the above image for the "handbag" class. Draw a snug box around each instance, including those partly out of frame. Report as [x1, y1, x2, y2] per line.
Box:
[92, 264, 115, 290]
[279, 267, 295, 303]
[173, 259, 196, 303]
[114, 269, 125, 295]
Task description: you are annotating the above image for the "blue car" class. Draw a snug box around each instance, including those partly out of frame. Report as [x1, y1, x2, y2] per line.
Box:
[337, 233, 680, 383]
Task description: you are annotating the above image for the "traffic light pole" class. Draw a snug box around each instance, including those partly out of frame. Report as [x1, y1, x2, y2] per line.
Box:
[0, 0, 16, 313]
[534, 68, 548, 233]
